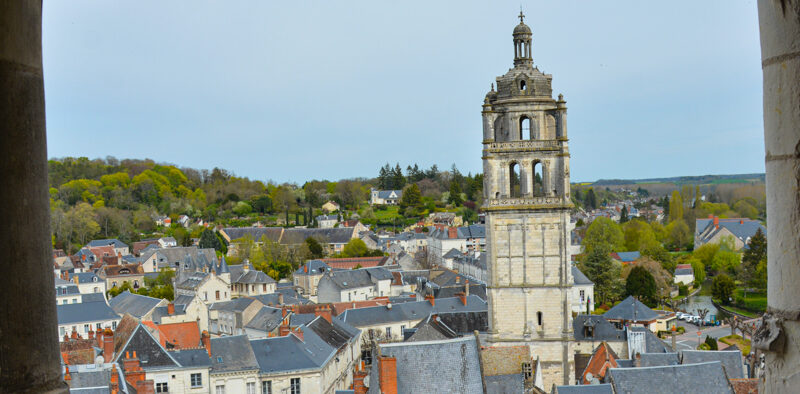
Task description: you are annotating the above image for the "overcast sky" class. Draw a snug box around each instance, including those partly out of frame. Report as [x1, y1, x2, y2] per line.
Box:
[42, 1, 763, 184]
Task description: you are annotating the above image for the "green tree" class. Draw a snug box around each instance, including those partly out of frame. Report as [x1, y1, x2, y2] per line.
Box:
[172, 227, 192, 247]
[619, 205, 629, 223]
[693, 243, 720, 268]
[342, 238, 369, 258]
[705, 335, 718, 350]
[740, 228, 766, 289]
[689, 258, 706, 285]
[107, 281, 133, 298]
[585, 188, 598, 210]
[306, 237, 324, 258]
[625, 266, 658, 306]
[712, 273, 736, 304]
[711, 250, 740, 275]
[448, 179, 463, 206]
[669, 190, 683, 223]
[665, 219, 692, 250]
[622, 219, 656, 252]
[399, 183, 422, 210]
[199, 229, 222, 251]
[582, 217, 624, 256]
[66, 202, 100, 247]
[580, 245, 623, 304]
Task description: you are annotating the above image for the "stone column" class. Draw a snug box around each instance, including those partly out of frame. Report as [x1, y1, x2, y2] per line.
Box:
[757, 1, 800, 392]
[0, 2, 67, 392]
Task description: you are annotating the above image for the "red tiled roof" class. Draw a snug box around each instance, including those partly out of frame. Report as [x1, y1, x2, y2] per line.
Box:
[676, 264, 692, 270]
[146, 321, 201, 350]
[331, 299, 392, 316]
[581, 342, 619, 384]
[89, 246, 115, 258]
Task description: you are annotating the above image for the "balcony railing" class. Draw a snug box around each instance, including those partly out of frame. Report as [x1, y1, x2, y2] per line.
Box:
[483, 140, 562, 153]
[486, 196, 568, 207]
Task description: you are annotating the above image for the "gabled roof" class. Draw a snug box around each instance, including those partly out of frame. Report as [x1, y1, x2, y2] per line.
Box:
[209, 297, 258, 313]
[374, 189, 403, 199]
[633, 352, 680, 367]
[108, 291, 163, 319]
[322, 267, 393, 290]
[674, 268, 694, 276]
[250, 330, 331, 374]
[305, 316, 359, 350]
[87, 239, 129, 249]
[322, 256, 388, 269]
[282, 227, 356, 245]
[221, 227, 284, 243]
[244, 306, 285, 332]
[147, 321, 201, 350]
[554, 384, 614, 394]
[607, 361, 734, 394]
[210, 335, 260, 373]
[696, 218, 766, 244]
[407, 314, 458, 342]
[116, 324, 180, 371]
[295, 260, 331, 275]
[681, 350, 745, 379]
[581, 342, 620, 384]
[340, 296, 487, 327]
[572, 315, 626, 341]
[572, 265, 594, 285]
[57, 300, 120, 325]
[249, 291, 310, 306]
[170, 348, 211, 368]
[603, 296, 659, 322]
[372, 336, 484, 394]
[228, 264, 276, 284]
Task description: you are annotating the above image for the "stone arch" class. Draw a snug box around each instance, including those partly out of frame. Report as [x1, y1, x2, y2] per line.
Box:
[494, 116, 506, 142]
[520, 116, 532, 140]
[545, 114, 557, 139]
[532, 161, 545, 196]
[509, 162, 522, 197]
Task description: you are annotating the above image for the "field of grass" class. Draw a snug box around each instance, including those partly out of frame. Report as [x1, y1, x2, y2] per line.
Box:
[719, 334, 752, 355]
[373, 205, 402, 221]
[734, 288, 767, 313]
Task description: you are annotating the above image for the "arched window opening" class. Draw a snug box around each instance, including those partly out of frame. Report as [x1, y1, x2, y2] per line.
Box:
[520, 117, 532, 140]
[510, 163, 521, 197]
[532, 161, 544, 197]
[519, 80, 526, 92]
[537, 311, 543, 326]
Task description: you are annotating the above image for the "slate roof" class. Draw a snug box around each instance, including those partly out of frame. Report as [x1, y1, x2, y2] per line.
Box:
[82, 293, 107, 303]
[209, 297, 257, 313]
[250, 291, 310, 306]
[173, 294, 196, 306]
[290, 313, 317, 327]
[116, 324, 179, 371]
[305, 315, 359, 350]
[444, 248, 463, 259]
[221, 227, 284, 243]
[340, 295, 487, 327]
[143, 246, 217, 270]
[244, 306, 285, 332]
[210, 335, 260, 373]
[170, 348, 212, 368]
[374, 189, 403, 199]
[67, 367, 112, 393]
[607, 361, 734, 394]
[57, 300, 120, 325]
[228, 264, 276, 284]
[636, 352, 680, 367]
[613, 251, 641, 262]
[150, 303, 187, 324]
[436, 311, 488, 334]
[681, 350, 745, 379]
[322, 267, 393, 290]
[87, 239, 129, 249]
[407, 315, 458, 342]
[72, 272, 102, 284]
[628, 326, 671, 354]
[370, 336, 484, 394]
[295, 260, 332, 275]
[603, 296, 659, 322]
[696, 218, 766, 245]
[572, 315, 626, 342]
[108, 291, 163, 319]
[554, 384, 614, 394]
[175, 271, 208, 290]
[485, 374, 524, 394]
[282, 227, 356, 245]
[427, 224, 486, 240]
[572, 265, 593, 285]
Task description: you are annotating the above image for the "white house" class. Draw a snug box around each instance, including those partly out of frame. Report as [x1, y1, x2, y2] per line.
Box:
[316, 267, 394, 303]
[316, 214, 339, 229]
[572, 265, 595, 314]
[674, 264, 695, 286]
[370, 189, 403, 205]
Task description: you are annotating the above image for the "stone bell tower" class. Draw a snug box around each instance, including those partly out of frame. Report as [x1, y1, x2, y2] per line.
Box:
[482, 12, 574, 387]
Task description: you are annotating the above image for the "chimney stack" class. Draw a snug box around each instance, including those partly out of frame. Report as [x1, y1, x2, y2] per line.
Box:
[740, 219, 744, 225]
[378, 356, 398, 394]
[448, 227, 458, 239]
[64, 365, 71, 384]
[278, 292, 284, 305]
[315, 305, 332, 323]
[456, 292, 467, 306]
[713, 216, 719, 228]
[201, 330, 211, 356]
[96, 328, 104, 348]
[291, 328, 304, 342]
[110, 364, 119, 392]
[103, 328, 114, 363]
[167, 303, 175, 315]
[88, 329, 95, 340]
[425, 295, 435, 306]
[353, 369, 368, 394]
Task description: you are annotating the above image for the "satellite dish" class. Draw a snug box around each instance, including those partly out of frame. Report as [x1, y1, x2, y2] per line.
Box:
[585, 372, 594, 382]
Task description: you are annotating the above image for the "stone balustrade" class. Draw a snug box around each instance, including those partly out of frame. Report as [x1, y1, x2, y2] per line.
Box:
[483, 139, 562, 153]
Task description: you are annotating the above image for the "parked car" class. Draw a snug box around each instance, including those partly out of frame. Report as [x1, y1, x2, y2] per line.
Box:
[676, 312, 685, 320]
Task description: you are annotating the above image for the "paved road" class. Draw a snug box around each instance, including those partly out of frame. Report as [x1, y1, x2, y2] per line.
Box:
[670, 319, 734, 351]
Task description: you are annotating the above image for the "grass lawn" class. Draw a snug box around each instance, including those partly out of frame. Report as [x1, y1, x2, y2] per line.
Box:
[735, 288, 767, 312]
[373, 205, 402, 221]
[716, 302, 759, 318]
[719, 334, 752, 355]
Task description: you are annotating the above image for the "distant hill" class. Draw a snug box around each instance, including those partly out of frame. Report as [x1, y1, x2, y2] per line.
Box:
[589, 173, 765, 186]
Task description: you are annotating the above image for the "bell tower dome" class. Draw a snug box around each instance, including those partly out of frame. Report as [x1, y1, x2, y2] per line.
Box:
[481, 13, 574, 389]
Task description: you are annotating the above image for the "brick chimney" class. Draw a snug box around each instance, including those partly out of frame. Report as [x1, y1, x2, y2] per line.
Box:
[103, 328, 114, 363]
[448, 227, 458, 239]
[353, 369, 368, 394]
[135, 380, 155, 394]
[714, 216, 719, 228]
[201, 330, 211, 356]
[425, 295, 435, 306]
[740, 219, 744, 224]
[64, 365, 71, 384]
[456, 292, 467, 306]
[109, 364, 119, 392]
[96, 328, 104, 348]
[304, 264, 308, 273]
[88, 329, 95, 340]
[167, 302, 175, 315]
[291, 328, 304, 342]
[378, 356, 398, 394]
[315, 305, 332, 323]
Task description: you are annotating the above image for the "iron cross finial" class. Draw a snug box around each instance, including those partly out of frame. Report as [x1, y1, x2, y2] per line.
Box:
[519, 8, 525, 23]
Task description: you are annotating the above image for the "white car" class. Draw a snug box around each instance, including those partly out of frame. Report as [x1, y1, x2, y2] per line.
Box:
[676, 312, 685, 320]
